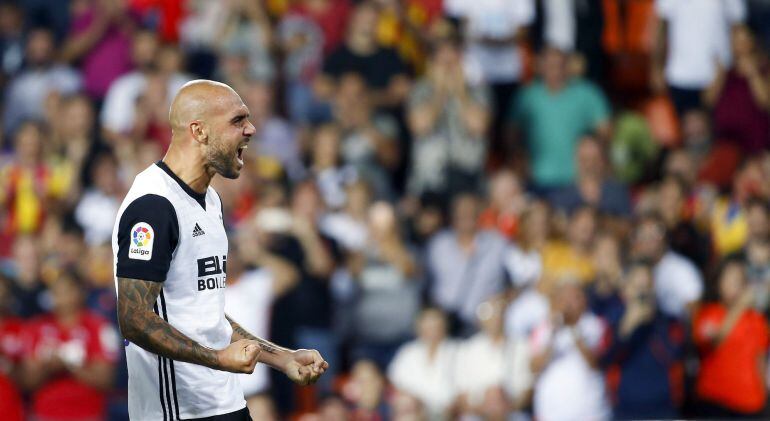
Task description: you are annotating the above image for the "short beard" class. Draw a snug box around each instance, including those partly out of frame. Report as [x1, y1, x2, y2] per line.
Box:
[207, 142, 239, 179]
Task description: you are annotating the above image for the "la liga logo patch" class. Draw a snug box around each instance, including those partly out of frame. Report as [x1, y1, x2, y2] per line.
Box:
[128, 222, 154, 261]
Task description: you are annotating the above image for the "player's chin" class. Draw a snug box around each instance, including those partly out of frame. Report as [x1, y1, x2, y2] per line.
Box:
[219, 161, 242, 179]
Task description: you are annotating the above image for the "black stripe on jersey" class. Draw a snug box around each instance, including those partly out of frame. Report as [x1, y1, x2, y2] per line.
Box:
[154, 303, 169, 421]
[162, 357, 174, 420]
[159, 290, 182, 420]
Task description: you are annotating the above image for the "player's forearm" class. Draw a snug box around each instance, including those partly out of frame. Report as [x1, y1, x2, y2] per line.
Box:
[120, 309, 221, 369]
[225, 315, 292, 370]
[117, 277, 221, 370]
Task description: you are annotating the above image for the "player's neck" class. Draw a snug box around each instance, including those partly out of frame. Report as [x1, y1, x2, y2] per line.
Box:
[161, 151, 212, 194]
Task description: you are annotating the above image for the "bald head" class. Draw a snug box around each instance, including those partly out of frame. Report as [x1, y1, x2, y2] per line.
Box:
[169, 80, 241, 133]
[164, 79, 255, 181]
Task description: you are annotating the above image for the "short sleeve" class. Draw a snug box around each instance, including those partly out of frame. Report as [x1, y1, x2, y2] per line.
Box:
[115, 194, 179, 282]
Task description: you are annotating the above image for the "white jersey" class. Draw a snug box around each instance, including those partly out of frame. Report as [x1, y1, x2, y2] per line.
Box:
[112, 162, 246, 420]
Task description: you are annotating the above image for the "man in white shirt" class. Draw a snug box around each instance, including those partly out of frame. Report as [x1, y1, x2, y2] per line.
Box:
[530, 281, 611, 421]
[388, 308, 458, 419]
[454, 295, 532, 419]
[652, 0, 746, 115]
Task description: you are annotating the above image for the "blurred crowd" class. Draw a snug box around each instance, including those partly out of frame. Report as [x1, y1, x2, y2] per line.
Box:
[3, 0, 770, 420]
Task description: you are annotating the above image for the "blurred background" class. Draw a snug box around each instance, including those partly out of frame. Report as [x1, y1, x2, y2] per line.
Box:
[1, 0, 770, 420]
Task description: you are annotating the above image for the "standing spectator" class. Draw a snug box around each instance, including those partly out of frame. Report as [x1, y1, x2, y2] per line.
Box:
[679, 109, 743, 190]
[316, 1, 411, 109]
[2, 27, 80, 136]
[453, 294, 533, 420]
[504, 200, 550, 340]
[333, 74, 400, 201]
[20, 272, 118, 421]
[509, 47, 611, 191]
[603, 262, 685, 420]
[652, 0, 746, 115]
[388, 307, 458, 419]
[530, 280, 611, 421]
[426, 193, 507, 334]
[705, 24, 770, 153]
[407, 37, 491, 200]
[61, 0, 136, 100]
[632, 213, 704, 319]
[444, 0, 534, 146]
[348, 202, 420, 367]
[319, 179, 371, 253]
[693, 258, 769, 418]
[548, 135, 632, 218]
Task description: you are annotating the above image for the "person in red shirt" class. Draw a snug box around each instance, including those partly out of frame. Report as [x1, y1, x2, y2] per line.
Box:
[693, 257, 770, 418]
[0, 275, 24, 421]
[20, 271, 118, 421]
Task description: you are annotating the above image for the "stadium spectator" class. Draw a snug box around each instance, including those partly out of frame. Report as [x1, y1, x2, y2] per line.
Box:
[348, 202, 420, 367]
[587, 232, 624, 320]
[652, 0, 747, 115]
[679, 109, 743, 190]
[241, 80, 305, 182]
[632, 213, 704, 319]
[316, 2, 411, 109]
[444, 0, 534, 148]
[693, 257, 769, 417]
[74, 151, 124, 246]
[479, 169, 528, 240]
[407, 36, 491, 200]
[61, 0, 136, 100]
[530, 280, 611, 421]
[426, 193, 507, 334]
[332, 73, 400, 201]
[20, 272, 118, 421]
[503, 200, 550, 340]
[656, 175, 711, 269]
[2, 27, 80, 136]
[100, 29, 190, 143]
[0, 122, 76, 239]
[540, 206, 597, 292]
[0, 2, 24, 82]
[342, 359, 390, 420]
[309, 123, 358, 210]
[509, 46, 611, 191]
[705, 24, 770, 153]
[548, 134, 632, 218]
[453, 294, 533, 419]
[319, 179, 370, 252]
[602, 262, 685, 420]
[388, 307, 458, 419]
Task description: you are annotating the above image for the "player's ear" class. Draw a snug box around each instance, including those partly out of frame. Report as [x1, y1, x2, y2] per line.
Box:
[190, 120, 208, 144]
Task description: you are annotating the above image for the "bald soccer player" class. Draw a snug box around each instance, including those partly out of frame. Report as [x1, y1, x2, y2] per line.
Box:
[112, 80, 327, 421]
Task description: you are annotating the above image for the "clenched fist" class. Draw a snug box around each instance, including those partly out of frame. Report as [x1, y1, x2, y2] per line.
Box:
[217, 339, 261, 373]
[283, 349, 329, 386]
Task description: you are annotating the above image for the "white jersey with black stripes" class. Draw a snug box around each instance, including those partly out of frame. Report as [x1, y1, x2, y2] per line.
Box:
[112, 162, 245, 420]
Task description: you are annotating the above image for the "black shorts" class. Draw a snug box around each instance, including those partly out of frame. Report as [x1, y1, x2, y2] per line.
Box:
[188, 407, 252, 421]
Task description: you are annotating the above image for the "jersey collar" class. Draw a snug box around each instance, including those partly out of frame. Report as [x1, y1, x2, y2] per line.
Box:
[155, 161, 207, 210]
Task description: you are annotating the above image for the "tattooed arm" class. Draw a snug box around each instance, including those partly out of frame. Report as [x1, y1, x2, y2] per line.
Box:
[225, 314, 329, 385]
[117, 277, 259, 373]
